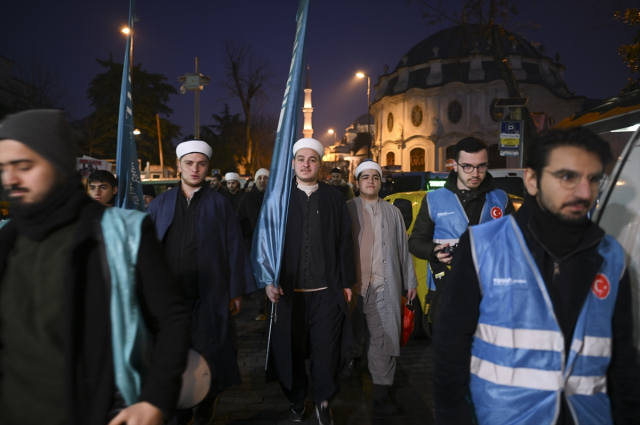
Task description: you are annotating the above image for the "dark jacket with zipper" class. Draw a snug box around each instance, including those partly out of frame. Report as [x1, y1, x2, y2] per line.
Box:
[0, 201, 192, 424]
[432, 197, 640, 425]
[409, 171, 515, 262]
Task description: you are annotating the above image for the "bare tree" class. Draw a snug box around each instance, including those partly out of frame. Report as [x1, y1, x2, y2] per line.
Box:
[220, 38, 275, 175]
[14, 55, 74, 112]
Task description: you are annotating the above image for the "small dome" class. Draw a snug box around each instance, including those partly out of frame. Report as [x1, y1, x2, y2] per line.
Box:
[352, 114, 375, 127]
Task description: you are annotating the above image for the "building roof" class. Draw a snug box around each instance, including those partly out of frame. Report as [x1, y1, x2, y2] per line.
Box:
[393, 24, 543, 71]
[351, 114, 374, 127]
[375, 24, 577, 102]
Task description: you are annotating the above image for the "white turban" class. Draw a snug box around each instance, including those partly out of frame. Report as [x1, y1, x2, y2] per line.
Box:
[224, 172, 240, 182]
[255, 168, 270, 179]
[355, 160, 383, 179]
[176, 140, 212, 159]
[292, 138, 324, 158]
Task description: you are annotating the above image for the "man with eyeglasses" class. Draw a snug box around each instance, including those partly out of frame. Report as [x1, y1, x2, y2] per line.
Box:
[432, 127, 640, 425]
[409, 137, 514, 328]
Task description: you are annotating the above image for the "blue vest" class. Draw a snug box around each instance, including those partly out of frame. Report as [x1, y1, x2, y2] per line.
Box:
[468, 216, 624, 425]
[426, 188, 508, 290]
[0, 210, 149, 406]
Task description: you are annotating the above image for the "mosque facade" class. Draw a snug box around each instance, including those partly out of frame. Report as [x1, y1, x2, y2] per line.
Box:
[325, 25, 586, 174]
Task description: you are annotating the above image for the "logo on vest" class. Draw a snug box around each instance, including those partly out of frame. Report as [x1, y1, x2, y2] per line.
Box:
[490, 207, 503, 219]
[592, 274, 610, 299]
[437, 211, 455, 217]
[493, 278, 527, 286]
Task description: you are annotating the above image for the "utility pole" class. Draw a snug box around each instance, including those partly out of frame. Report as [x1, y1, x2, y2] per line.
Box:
[178, 57, 211, 139]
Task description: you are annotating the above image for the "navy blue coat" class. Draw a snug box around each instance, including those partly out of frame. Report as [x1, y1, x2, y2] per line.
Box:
[147, 186, 256, 391]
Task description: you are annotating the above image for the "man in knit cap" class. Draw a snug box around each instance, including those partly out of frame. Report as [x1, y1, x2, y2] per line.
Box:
[0, 110, 191, 425]
[147, 140, 256, 424]
[264, 138, 356, 425]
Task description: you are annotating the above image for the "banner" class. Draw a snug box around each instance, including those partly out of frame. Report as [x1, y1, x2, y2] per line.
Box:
[250, 0, 310, 289]
[77, 157, 112, 179]
[115, 0, 144, 211]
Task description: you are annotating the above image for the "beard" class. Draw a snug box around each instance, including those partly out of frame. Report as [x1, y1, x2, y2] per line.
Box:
[538, 191, 592, 223]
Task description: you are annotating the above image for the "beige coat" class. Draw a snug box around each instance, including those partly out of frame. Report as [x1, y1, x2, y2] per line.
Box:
[347, 197, 417, 356]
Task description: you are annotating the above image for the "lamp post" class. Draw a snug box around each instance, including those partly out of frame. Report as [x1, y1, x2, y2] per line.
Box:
[178, 57, 211, 139]
[356, 72, 372, 159]
[328, 128, 337, 143]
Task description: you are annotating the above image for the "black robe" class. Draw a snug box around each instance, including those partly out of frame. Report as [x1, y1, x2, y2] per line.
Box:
[265, 181, 356, 389]
[147, 186, 256, 391]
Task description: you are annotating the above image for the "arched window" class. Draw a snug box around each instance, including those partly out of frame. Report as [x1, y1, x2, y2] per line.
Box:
[386, 151, 395, 166]
[410, 148, 425, 171]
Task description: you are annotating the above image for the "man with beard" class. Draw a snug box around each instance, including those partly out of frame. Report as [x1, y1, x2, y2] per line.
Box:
[264, 138, 356, 425]
[225, 172, 245, 212]
[409, 137, 514, 327]
[147, 140, 256, 425]
[433, 128, 640, 424]
[0, 110, 191, 425]
[329, 167, 355, 200]
[237, 167, 269, 321]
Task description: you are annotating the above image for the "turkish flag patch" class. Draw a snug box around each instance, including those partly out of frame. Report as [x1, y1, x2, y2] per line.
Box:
[591, 274, 611, 299]
[490, 207, 503, 219]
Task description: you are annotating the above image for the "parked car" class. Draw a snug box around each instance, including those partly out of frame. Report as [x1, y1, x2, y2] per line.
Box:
[384, 189, 524, 339]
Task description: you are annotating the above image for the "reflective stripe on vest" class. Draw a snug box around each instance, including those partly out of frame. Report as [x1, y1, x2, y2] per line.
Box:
[468, 216, 624, 425]
[428, 188, 508, 244]
[101, 208, 151, 406]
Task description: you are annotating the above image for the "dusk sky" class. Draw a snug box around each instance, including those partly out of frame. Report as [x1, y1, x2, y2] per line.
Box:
[1, 0, 637, 152]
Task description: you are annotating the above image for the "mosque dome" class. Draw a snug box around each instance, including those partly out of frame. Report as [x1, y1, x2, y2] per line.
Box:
[351, 114, 375, 127]
[375, 24, 573, 101]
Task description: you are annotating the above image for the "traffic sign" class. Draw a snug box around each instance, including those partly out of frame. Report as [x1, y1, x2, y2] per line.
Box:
[444, 159, 456, 171]
[500, 121, 522, 156]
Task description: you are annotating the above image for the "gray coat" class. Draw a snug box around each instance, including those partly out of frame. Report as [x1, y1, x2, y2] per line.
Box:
[347, 197, 417, 357]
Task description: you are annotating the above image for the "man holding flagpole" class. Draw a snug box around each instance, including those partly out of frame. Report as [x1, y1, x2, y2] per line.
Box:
[265, 138, 356, 425]
[147, 140, 256, 425]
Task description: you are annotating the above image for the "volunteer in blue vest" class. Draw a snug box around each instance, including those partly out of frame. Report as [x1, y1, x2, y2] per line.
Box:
[433, 127, 640, 425]
[0, 110, 192, 425]
[147, 140, 256, 425]
[408, 137, 514, 325]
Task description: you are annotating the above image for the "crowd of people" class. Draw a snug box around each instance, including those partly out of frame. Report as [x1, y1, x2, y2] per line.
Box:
[0, 109, 638, 425]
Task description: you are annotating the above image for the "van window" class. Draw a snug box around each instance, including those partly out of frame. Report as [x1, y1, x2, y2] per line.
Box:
[393, 198, 414, 230]
[493, 177, 525, 198]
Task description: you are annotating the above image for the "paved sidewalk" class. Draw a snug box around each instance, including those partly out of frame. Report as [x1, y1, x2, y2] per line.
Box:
[212, 299, 435, 425]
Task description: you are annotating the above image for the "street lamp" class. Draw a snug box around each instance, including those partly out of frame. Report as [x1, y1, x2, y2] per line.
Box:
[328, 128, 337, 143]
[356, 72, 372, 159]
[133, 128, 141, 135]
[121, 27, 130, 35]
[178, 57, 211, 139]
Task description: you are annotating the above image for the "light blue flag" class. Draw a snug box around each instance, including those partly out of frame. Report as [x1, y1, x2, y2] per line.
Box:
[250, 0, 310, 289]
[115, 0, 144, 211]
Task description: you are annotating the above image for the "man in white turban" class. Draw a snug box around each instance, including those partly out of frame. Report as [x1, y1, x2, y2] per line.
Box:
[345, 159, 417, 416]
[224, 172, 245, 212]
[263, 138, 356, 425]
[147, 140, 256, 424]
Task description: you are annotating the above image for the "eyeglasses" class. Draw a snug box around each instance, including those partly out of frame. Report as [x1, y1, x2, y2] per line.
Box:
[458, 163, 488, 174]
[544, 169, 607, 191]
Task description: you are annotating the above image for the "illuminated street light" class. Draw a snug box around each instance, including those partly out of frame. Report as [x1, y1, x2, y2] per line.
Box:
[121, 27, 130, 35]
[355, 72, 372, 159]
[133, 129, 141, 135]
[328, 128, 337, 143]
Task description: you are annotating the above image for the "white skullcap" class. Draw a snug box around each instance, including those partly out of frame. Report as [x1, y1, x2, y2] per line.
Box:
[355, 160, 383, 179]
[224, 172, 240, 182]
[255, 168, 270, 179]
[292, 138, 324, 158]
[176, 140, 212, 159]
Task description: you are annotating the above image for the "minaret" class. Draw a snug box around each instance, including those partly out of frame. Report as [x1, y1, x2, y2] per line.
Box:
[302, 65, 314, 138]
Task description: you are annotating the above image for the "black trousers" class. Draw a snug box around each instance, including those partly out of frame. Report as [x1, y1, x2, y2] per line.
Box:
[280, 289, 344, 406]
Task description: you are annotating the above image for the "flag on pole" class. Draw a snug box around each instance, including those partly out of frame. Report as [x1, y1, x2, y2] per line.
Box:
[250, 0, 310, 289]
[115, 0, 144, 211]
